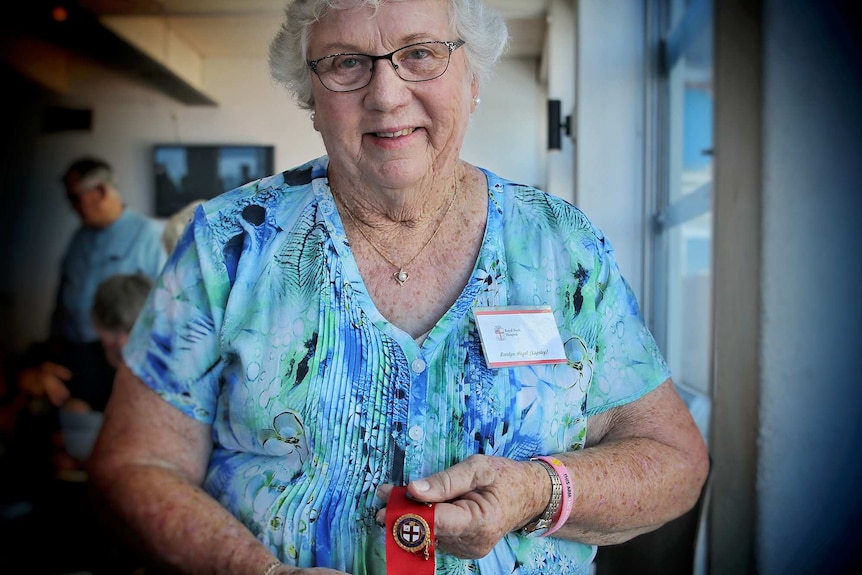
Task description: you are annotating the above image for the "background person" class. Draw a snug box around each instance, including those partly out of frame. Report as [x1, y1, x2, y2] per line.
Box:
[88, 1, 709, 574]
[90, 273, 156, 372]
[53, 272, 156, 474]
[17, 156, 166, 412]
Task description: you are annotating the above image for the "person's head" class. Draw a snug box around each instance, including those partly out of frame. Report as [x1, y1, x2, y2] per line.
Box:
[270, 0, 509, 111]
[269, 0, 508, 186]
[62, 157, 125, 228]
[91, 274, 154, 368]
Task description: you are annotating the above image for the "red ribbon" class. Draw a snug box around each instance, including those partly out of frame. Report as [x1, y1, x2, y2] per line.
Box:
[385, 486, 436, 574]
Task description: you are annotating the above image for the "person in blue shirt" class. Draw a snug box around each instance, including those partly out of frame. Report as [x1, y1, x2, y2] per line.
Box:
[17, 156, 166, 411]
[88, 2, 709, 575]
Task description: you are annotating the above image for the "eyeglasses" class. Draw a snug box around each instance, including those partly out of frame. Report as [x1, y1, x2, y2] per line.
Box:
[308, 40, 465, 93]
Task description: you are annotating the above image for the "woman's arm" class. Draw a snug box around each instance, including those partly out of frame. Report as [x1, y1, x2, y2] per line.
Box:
[87, 363, 288, 575]
[552, 377, 710, 544]
[389, 378, 710, 557]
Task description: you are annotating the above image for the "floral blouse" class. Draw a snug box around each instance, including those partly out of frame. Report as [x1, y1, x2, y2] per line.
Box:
[124, 155, 670, 574]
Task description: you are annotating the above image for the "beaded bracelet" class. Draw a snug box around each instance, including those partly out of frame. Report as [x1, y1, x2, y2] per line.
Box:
[262, 560, 282, 575]
[534, 456, 573, 537]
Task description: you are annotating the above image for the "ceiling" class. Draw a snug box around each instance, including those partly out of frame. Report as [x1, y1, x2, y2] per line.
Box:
[3, 1, 549, 105]
[77, 0, 550, 59]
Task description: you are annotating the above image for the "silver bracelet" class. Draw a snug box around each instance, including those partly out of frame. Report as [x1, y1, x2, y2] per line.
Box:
[262, 560, 282, 575]
[519, 458, 563, 537]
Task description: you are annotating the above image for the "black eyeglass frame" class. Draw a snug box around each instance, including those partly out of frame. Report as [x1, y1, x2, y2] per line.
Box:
[308, 39, 465, 93]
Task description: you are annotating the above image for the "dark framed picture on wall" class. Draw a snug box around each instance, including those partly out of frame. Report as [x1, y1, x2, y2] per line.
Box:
[153, 144, 275, 217]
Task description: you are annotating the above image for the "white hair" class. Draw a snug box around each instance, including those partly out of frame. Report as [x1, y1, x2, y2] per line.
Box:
[269, 0, 509, 110]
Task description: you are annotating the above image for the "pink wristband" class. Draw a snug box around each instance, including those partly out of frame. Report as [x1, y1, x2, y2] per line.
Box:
[534, 456, 573, 536]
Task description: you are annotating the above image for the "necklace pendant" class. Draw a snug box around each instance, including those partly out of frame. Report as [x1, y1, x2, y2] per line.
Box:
[393, 269, 409, 285]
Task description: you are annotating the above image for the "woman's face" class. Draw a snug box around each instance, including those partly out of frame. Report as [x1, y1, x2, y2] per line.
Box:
[308, 0, 478, 190]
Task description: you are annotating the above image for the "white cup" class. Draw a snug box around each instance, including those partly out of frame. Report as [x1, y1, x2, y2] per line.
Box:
[59, 408, 105, 461]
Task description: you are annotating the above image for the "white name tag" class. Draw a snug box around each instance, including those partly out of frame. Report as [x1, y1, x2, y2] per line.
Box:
[473, 306, 568, 368]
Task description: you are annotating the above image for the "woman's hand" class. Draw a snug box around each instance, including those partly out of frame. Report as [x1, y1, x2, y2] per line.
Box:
[377, 454, 549, 559]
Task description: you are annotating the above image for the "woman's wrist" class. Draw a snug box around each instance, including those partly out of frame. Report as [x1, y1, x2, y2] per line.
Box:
[518, 455, 574, 538]
[519, 458, 562, 537]
[535, 456, 573, 536]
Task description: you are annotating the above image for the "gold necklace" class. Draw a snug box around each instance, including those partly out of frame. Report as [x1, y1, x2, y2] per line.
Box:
[334, 173, 460, 286]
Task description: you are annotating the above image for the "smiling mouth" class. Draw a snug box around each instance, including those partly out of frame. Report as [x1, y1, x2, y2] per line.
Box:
[374, 128, 416, 138]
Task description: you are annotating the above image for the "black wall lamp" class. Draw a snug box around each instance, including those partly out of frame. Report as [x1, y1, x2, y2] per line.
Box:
[548, 99, 572, 151]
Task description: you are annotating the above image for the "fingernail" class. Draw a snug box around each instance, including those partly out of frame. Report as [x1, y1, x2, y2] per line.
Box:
[412, 479, 430, 493]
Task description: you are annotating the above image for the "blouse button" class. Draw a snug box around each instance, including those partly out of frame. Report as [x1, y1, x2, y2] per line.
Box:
[408, 425, 425, 441]
[411, 358, 426, 373]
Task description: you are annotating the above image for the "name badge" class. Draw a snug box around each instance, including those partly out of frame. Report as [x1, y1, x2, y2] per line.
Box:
[473, 306, 568, 368]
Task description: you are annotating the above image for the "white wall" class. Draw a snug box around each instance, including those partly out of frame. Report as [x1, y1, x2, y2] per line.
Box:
[758, 0, 862, 572]
[8, 53, 545, 351]
[463, 57, 547, 189]
[574, 0, 646, 297]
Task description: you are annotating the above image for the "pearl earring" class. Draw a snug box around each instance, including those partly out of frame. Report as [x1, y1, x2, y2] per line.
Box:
[310, 111, 316, 121]
[473, 96, 481, 107]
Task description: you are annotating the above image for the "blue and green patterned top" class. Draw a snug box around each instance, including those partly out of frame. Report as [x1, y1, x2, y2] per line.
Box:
[124, 156, 670, 575]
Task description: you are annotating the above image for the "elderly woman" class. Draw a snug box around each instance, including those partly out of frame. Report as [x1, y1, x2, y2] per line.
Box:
[88, 1, 709, 574]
